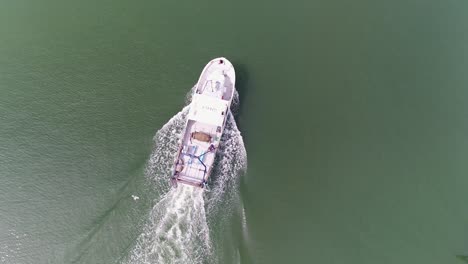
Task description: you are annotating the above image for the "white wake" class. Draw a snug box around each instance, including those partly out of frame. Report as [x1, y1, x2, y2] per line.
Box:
[125, 90, 247, 264]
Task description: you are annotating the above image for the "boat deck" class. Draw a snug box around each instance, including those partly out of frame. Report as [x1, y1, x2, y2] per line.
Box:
[195, 60, 234, 101]
[174, 120, 220, 186]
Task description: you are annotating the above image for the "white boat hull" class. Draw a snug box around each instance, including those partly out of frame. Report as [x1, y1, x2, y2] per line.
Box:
[171, 57, 236, 188]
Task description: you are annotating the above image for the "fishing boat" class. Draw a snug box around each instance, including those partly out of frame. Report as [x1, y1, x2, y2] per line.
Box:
[171, 57, 236, 188]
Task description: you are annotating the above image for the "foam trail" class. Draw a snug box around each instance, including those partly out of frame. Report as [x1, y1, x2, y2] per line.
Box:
[125, 89, 247, 264]
[206, 110, 247, 213]
[204, 111, 248, 262]
[127, 185, 211, 264]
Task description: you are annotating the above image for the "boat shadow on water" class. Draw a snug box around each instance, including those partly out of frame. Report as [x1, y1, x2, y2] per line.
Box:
[229, 62, 250, 125]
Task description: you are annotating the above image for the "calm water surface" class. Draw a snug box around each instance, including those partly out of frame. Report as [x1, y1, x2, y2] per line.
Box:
[1, 0, 468, 263]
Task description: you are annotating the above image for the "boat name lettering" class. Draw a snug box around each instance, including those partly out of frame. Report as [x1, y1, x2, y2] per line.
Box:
[202, 106, 217, 112]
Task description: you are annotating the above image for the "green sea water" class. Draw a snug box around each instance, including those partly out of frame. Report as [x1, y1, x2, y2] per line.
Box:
[1, 0, 468, 263]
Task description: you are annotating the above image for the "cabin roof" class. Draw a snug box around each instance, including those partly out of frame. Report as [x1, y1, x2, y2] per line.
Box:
[188, 94, 228, 126]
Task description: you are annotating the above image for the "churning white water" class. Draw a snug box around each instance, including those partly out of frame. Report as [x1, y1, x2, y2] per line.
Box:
[125, 90, 247, 264]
